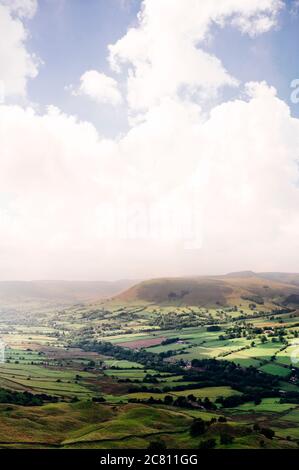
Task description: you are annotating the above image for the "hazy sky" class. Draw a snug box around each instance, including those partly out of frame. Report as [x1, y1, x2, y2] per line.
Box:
[1, 0, 299, 281]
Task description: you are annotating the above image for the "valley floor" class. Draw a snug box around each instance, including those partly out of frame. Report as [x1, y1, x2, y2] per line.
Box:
[1, 289, 299, 449]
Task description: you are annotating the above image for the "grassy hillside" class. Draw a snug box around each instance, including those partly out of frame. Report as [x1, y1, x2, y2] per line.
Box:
[259, 273, 299, 286]
[113, 272, 298, 308]
[0, 401, 297, 449]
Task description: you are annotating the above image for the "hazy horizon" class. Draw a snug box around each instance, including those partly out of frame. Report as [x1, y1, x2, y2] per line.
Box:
[1, 269, 299, 283]
[1, 0, 299, 281]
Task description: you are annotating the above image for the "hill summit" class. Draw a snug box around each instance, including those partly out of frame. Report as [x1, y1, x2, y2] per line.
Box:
[113, 272, 299, 309]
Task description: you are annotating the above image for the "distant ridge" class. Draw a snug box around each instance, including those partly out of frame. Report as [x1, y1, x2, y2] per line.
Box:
[112, 272, 299, 308]
[1, 272, 299, 311]
[0, 279, 138, 305]
[225, 270, 257, 278]
[259, 272, 299, 286]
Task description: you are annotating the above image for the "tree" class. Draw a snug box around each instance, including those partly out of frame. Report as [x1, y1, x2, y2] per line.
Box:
[187, 394, 197, 402]
[220, 434, 234, 445]
[218, 416, 227, 423]
[207, 326, 221, 332]
[260, 428, 275, 440]
[190, 418, 206, 437]
[174, 396, 188, 407]
[164, 395, 173, 406]
[92, 396, 106, 403]
[199, 439, 216, 449]
[147, 440, 167, 451]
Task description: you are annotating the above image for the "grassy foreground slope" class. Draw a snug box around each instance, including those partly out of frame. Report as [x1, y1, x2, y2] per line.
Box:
[0, 401, 297, 449]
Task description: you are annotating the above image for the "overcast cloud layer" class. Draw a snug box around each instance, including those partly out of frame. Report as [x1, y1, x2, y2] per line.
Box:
[0, 0, 299, 280]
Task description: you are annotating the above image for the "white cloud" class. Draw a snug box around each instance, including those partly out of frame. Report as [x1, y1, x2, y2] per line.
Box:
[108, 0, 282, 110]
[1, 80, 299, 279]
[290, 0, 299, 16]
[0, 0, 38, 98]
[71, 70, 123, 106]
[1, 0, 37, 18]
[2, 0, 299, 280]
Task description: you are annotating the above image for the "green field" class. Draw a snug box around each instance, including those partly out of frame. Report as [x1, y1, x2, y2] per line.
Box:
[259, 363, 290, 377]
[231, 398, 297, 413]
[126, 386, 241, 402]
[0, 282, 299, 449]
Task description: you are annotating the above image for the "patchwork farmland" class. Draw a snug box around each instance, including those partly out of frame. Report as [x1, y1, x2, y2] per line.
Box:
[1, 272, 299, 448]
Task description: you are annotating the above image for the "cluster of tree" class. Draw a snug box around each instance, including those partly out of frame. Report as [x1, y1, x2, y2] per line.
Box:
[230, 307, 293, 323]
[152, 311, 202, 330]
[190, 417, 210, 436]
[81, 309, 111, 320]
[241, 294, 264, 305]
[216, 391, 279, 408]
[186, 359, 279, 393]
[190, 416, 227, 437]
[72, 339, 181, 374]
[71, 340, 286, 403]
[158, 349, 187, 359]
[191, 417, 237, 449]
[217, 323, 294, 345]
[161, 337, 179, 345]
[253, 423, 275, 440]
[218, 344, 252, 358]
[148, 425, 234, 453]
[279, 391, 299, 404]
[271, 307, 294, 315]
[0, 388, 58, 406]
[128, 394, 217, 411]
[206, 325, 221, 332]
[128, 381, 217, 394]
[219, 324, 269, 341]
[129, 380, 299, 405]
[198, 438, 217, 449]
[92, 396, 106, 403]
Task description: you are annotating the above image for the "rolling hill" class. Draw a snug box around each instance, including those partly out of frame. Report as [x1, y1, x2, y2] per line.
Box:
[113, 271, 299, 309]
[0, 280, 137, 306]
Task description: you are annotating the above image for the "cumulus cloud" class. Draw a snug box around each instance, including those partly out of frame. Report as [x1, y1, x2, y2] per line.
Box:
[71, 70, 123, 106]
[1, 0, 37, 18]
[0, 0, 38, 98]
[290, 0, 299, 16]
[2, 0, 299, 280]
[108, 0, 282, 110]
[1, 80, 299, 279]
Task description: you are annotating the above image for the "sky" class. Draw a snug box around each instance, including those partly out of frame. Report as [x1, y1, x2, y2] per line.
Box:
[0, 0, 299, 281]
